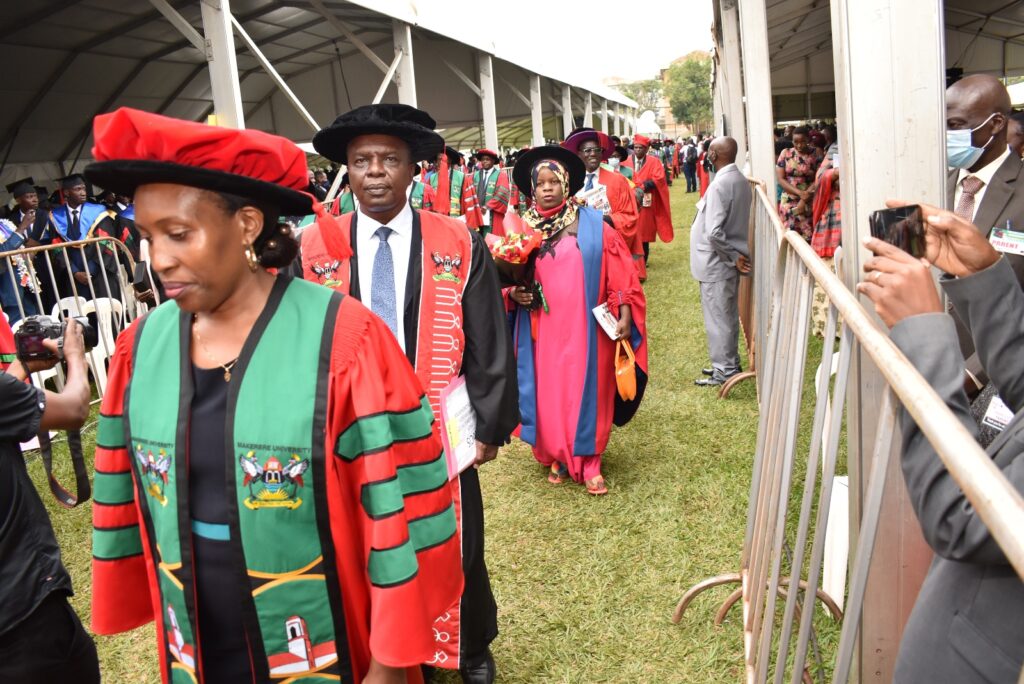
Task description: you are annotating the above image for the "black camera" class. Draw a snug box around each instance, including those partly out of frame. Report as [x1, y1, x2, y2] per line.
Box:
[14, 315, 97, 362]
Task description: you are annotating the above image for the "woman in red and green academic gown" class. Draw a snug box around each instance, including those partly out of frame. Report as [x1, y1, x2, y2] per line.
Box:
[86, 107, 463, 684]
[503, 147, 648, 496]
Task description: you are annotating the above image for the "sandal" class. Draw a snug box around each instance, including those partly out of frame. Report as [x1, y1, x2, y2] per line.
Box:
[548, 462, 569, 484]
[585, 475, 608, 496]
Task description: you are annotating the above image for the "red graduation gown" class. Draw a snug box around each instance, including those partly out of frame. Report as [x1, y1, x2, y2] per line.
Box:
[91, 297, 462, 683]
[596, 166, 640, 255]
[632, 154, 674, 244]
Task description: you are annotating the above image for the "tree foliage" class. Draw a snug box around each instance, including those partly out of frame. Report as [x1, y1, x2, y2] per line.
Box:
[665, 55, 713, 132]
[617, 79, 663, 112]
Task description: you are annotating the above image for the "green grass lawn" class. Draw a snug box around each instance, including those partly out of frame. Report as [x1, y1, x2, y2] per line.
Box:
[28, 182, 797, 682]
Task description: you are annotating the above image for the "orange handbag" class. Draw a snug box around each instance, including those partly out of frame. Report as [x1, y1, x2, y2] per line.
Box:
[615, 340, 637, 401]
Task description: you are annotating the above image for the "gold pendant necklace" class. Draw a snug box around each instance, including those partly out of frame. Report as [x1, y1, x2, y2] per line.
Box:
[192, 314, 238, 382]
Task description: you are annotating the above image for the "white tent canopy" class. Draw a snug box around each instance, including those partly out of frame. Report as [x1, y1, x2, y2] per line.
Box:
[714, 0, 1024, 123]
[0, 0, 638, 191]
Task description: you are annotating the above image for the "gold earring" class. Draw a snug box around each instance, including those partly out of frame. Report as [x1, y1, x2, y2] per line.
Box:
[244, 244, 259, 272]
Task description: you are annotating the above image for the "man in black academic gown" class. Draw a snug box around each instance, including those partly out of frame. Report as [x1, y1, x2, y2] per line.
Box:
[34, 174, 121, 301]
[0, 180, 47, 321]
[7, 178, 49, 240]
[305, 104, 520, 684]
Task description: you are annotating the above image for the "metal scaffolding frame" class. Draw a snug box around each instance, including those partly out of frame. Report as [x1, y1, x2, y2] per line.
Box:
[0, 1, 639, 186]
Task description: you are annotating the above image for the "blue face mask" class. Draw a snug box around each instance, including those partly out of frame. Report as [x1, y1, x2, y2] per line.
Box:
[947, 113, 997, 169]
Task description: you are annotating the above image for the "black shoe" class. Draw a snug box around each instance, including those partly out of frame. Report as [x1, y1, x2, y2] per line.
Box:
[460, 650, 496, 684]
[701, 368, 714, 376]
[695, 377, 723, 387]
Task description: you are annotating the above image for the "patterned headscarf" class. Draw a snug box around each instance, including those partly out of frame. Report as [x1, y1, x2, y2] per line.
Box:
[522, 159, 578, 238]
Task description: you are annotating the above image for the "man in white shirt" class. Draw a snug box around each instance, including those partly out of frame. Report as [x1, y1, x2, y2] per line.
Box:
[353, 197, 413, 352]
[472, 150, 501, 235]
[304, 103, 520, 683]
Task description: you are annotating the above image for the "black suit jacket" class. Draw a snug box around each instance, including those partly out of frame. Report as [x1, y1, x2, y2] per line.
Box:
[10, 207, 49, 244]
[945, 154, 1024, 385]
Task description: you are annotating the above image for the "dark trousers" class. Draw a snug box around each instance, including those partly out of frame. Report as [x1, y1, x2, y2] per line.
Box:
[0, 593, 100, 684]
[683, 163, 698, 192]
[456, 466, 498, 662]
[642, 241, 651, 265]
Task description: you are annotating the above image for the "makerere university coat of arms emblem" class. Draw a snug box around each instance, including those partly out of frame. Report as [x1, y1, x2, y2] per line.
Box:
[238, 451, 310, 510]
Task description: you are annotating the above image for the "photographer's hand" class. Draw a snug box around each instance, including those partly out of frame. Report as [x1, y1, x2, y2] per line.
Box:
[61, 318, 86, 362]
[38, 319, 90, 431]
[7, 337, 63, 380]
[884, 200, 1000, 277]
[858, 237, 943, 328]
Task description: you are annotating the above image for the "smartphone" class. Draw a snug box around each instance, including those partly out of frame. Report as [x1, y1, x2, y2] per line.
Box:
[868, 205, 925, 258]
[132, 261, 154, 295]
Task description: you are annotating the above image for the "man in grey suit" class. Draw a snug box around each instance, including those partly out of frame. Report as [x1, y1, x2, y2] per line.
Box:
[860, 204, 1023, 683]
[945, 75, 1024, 445]
[690, 136, 752, 387]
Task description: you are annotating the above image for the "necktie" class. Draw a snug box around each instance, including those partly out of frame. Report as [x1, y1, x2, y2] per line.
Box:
[955, 175, 985, 221]
[370, 226, 398, 338]
[585, 173, 595, 192]
[477, 170, 489, 203]
[70, 207, 80, 239]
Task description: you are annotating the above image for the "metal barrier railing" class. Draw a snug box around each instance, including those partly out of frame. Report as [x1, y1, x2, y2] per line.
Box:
[0, 237, 149, 399]
[673, 182, 1024, 683]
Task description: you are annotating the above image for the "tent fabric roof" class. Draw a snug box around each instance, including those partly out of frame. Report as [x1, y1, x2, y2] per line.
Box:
[755, 0, 1024, 94]
[0, 0, 636, 190]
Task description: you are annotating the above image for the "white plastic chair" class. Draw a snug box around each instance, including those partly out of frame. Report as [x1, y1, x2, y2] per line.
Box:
[51, 296, 89, 320]
[80, 298, 124, 395]
[81, 298, 123, 359]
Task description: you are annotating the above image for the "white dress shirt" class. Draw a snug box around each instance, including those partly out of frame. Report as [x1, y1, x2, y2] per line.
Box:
[577, 169, 605, 195]
[355, 202, 414, 352]
[955, 146, 1011, 222]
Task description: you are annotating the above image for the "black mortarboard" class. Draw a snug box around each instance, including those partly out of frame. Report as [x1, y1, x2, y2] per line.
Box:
[312, 103, 444, 165]
[444, 146, 462, 165]
[59, 173, 87, 190]
[6, 177, 35, 196]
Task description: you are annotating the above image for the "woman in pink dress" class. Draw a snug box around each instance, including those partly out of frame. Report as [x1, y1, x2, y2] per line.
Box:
[502, 146, 648, 495]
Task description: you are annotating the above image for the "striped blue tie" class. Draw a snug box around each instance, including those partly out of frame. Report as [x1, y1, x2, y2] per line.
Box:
[370, 226, 397, 337]
[585, 173, 595, 192]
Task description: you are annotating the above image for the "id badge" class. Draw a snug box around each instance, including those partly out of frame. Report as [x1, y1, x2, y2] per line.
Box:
[989, 227, 1024, 257]
[982, 395, 1015, 432]
[642, 192, 653, 208]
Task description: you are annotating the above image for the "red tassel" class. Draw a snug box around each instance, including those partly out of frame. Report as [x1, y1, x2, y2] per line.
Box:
[308, 195, 352, 261]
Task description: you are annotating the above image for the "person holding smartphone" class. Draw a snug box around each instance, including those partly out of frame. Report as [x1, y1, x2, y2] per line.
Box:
[0, 318, 97, 683]
[858, 202, 1023, 683]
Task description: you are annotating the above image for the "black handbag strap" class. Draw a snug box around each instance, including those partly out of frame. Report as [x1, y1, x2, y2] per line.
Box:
[37, 429, 91, 508]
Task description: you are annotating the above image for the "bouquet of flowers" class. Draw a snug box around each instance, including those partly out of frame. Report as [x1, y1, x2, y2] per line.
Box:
[489, 229, 541, 264]
[487, 228, 542, 286]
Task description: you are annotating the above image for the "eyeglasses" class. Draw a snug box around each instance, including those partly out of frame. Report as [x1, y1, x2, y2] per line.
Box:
[579, 146, 603, 155]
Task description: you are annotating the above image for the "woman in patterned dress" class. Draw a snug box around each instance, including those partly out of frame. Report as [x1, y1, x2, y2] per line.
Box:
[775, 126, 820, 239]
